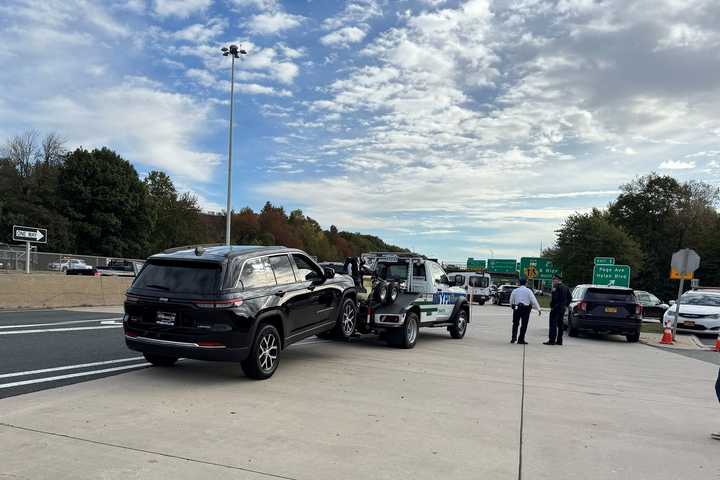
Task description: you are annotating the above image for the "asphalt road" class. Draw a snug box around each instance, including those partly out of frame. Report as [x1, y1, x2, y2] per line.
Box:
[0, 309, 147, 399]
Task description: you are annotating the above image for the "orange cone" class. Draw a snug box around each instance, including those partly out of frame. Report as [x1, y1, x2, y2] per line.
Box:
[714, 333, 720, 352]
[659, 327, 673, 345]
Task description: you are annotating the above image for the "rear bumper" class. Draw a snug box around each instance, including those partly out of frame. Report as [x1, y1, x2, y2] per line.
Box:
[573, 315, 641, 334]
[125, 334, 250, 362]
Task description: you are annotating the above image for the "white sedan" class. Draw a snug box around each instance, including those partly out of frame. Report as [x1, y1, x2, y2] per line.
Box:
[663, 289, 720, 335]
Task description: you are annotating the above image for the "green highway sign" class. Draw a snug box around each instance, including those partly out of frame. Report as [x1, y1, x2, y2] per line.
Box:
[466, 258, 486, 271]
[519, 257, 560, 280]
[592, 264, 631, 287]
[594, 257, 615, 266]
[487, 259, 517, 274]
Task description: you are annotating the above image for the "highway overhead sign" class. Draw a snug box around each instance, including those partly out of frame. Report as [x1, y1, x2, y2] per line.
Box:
[12, 225, 47, 244]
[594, 257, 615, 266]
[466, 258, 486, 271]
[592, 264, 631, 287]
[670, 249, 700, 279]
[487, 259, 517, 274]
[519, 257, 560, 280]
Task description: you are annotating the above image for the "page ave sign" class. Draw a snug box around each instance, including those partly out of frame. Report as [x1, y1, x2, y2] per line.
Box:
[13, 225, 47, 244]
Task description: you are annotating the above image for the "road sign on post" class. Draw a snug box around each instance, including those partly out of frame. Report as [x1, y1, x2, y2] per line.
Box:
[519, 257, 560, 280]
[487, 259, 517, 274]
[594, 257, 615, 266]
[592, 264, 631, 287]
[669, 249, 701, 340]
[12, 225, 47, 274]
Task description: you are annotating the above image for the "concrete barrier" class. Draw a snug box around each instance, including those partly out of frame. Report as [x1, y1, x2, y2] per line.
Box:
[0, 274, 132, 309]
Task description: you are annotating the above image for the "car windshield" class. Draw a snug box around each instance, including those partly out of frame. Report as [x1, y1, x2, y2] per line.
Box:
[133, 261, 221, 294]
[679, 292, 720, 307]
[585, 288, 635, 302]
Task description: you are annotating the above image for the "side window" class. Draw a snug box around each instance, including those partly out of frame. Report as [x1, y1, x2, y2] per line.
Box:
[240, 257, 277, 290]
[413, 262, 427, 279]
[292, 254, 322, 281]
[269, 255, 296, 285]
[572, 287, 581, 300]
[649, 294, 661, 304]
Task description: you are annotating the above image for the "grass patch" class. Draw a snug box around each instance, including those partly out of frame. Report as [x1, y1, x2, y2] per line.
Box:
[641, 322, 662, 334]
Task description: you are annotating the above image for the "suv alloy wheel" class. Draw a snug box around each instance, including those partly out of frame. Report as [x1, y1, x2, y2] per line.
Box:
[242, 323, 281, 380]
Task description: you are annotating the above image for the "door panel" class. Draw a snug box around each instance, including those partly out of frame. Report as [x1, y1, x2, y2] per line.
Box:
[289, 254, 334, 332]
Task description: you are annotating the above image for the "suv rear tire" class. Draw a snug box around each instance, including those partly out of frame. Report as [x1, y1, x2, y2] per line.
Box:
[242, 323, 281, 380]
[568, 313, 579, 337]
[143, 353, 178, 367]
[626, 331, 640, 343]
[335, 297, 357, 340]
[449, 308, 468, 339]
[389, 312, 418, 349]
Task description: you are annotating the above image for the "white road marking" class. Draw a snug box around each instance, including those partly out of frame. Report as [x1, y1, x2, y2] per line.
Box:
[0, 357, 144, 380]
[0, 363, 150, 389]
[0, 317, 123, 329]
[0, 325, 122, 335]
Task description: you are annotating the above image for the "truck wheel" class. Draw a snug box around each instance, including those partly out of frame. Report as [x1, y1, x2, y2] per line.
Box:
[449, 308, 468, 339]
[241, 323, 281, 380]
[143, 353, 178, 367]
[375, 282, 388, 304]
[390, 312, 418, 349]
[478, 299, 485, 306]
[385, 283, 399, 305]
[626, 331, 640, 343]
[336, 297, 357, 340]
[568, 313, 579, 337]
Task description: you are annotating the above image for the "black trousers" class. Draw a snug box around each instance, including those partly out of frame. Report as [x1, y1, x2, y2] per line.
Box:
[512, 304, 531, 342]
[549, 307, 565, 344]
[716, 368, 720, 403]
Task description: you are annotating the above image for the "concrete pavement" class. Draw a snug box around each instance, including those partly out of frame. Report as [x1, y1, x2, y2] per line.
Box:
[0, 305, 718, 479]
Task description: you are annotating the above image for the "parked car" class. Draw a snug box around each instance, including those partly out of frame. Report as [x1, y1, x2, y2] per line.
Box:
[566, 285, 642, 342]
[123, 245, 356, 379]
[50, 258, 92, 272]
[492, 284, 518, 305]
[634, 290, 669, 320]
[663, 288, 720, 335]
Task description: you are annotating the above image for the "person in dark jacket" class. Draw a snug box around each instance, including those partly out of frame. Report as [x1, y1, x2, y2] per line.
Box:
[544, 274, 571, 345]
[713, 369, 720, 440]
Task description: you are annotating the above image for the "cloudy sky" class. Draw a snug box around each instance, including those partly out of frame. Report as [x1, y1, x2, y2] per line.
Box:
[1, 0, 719, 262]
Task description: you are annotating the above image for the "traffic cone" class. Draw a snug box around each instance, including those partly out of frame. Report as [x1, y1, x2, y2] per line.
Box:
[659, 327, 673, 345]
[714, 332, 720, 352]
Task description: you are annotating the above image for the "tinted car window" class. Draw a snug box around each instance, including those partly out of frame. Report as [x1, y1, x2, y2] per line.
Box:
[292, 254, 322, 281]
[241, 257, 277, 289]
[134, 261, 221, 294]
[379, 263, 408, 280]
[585, 288, 635, 302]
[413, 263, 427, 279]
[679, 292, 720, 306]
[269, 255, 296, 285]
[469, 276, 488, 287]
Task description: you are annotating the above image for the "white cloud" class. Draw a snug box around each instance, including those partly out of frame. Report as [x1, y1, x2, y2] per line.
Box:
[173, 18, 226, 42]
[154, 0, 212, 17]
[659, 160, 696, 170]
[245, 11, 305, 35]
[320, 26, 366, 47]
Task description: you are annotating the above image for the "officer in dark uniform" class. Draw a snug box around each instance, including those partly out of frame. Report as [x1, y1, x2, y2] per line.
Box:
[545, 274, 571, 346]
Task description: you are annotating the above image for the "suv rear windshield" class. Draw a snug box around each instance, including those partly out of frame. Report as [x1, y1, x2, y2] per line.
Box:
[469, 276, 489, 288]
[134, 261, 221, 294]
[585, 288, 635, 302]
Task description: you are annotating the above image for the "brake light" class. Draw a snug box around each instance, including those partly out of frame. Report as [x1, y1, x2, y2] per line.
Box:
[193, 299, 243, 309]
[578, 302, 587, 313]
[198, 340, 225, 348]
[636, 304, 643, 316]
[126, 331, 138, 337]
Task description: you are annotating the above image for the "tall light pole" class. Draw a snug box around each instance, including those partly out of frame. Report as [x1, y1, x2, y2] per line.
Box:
[221, 44, 247, 246]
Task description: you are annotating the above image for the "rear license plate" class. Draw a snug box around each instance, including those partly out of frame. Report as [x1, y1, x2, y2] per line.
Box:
[605, 306, 617, 313]
[683, 320, 695, 327]
[156, 311, 176, 326]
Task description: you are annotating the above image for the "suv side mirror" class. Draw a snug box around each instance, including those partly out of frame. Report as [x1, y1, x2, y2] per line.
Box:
[306, 270, 325, 284]
[324, 267, 335, 279]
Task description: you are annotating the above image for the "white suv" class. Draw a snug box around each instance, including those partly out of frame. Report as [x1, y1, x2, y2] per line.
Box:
[663, 288, 720, 335]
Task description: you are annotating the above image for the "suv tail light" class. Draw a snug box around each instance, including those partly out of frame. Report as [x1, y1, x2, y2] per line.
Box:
[126, 294, 140, 303]
[578, 302, 587, 313]
[635, 304, 643, 316]
[193, 299, 243, 309]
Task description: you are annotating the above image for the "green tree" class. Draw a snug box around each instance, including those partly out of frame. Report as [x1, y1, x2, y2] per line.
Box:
[59, 147, 151, 257]
[544, 209, 644, 288]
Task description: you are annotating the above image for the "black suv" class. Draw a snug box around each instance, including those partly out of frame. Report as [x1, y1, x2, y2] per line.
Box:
[123, 245, 356, 379]
[565, 285, 642, 342]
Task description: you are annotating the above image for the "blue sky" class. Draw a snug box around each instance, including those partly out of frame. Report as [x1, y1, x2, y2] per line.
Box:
[1, 0, 720, 262]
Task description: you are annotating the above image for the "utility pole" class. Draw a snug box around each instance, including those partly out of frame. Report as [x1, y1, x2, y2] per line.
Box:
[221, 44, 247, 246]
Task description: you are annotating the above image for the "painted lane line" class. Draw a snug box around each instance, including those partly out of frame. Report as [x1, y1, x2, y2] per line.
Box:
[0, 363, 150, 389]
[0, 317, 123, 329]
[0, 357, 145, 380]
[0, 325, 122, 335]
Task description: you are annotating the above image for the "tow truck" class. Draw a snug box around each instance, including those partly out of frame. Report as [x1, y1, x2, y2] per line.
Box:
[347, 253, 470, 348]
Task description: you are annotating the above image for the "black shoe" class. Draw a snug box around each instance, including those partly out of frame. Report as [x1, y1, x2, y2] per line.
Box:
[517, 340, 528, 345]
[543, 341, 555, 345]
[556, 341, 563, 346]
[510, 339, 516, 344]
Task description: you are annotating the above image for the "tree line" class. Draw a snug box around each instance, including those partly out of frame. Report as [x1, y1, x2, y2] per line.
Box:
[544, 174, 720, 301]
[0, 131, 407, 261]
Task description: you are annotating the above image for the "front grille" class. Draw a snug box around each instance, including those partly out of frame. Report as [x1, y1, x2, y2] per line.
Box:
[680, 313, 713, 319]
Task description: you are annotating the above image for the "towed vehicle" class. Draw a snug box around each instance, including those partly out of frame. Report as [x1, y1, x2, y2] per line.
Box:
[123, 245, 356, 379]
[663, 288, 720, 335]
[492, 284, 518, 305]
[449, 271, 492, 305]
[339, 252, 470, 348]
[634, 290, 669, 320]
[566, 285, 642, 342]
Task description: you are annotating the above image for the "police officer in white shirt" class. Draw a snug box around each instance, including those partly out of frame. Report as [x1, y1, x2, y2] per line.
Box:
[509, 278, 542, 344]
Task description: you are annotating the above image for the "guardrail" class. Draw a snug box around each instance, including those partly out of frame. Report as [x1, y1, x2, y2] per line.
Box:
[0, 249, 143, 273]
